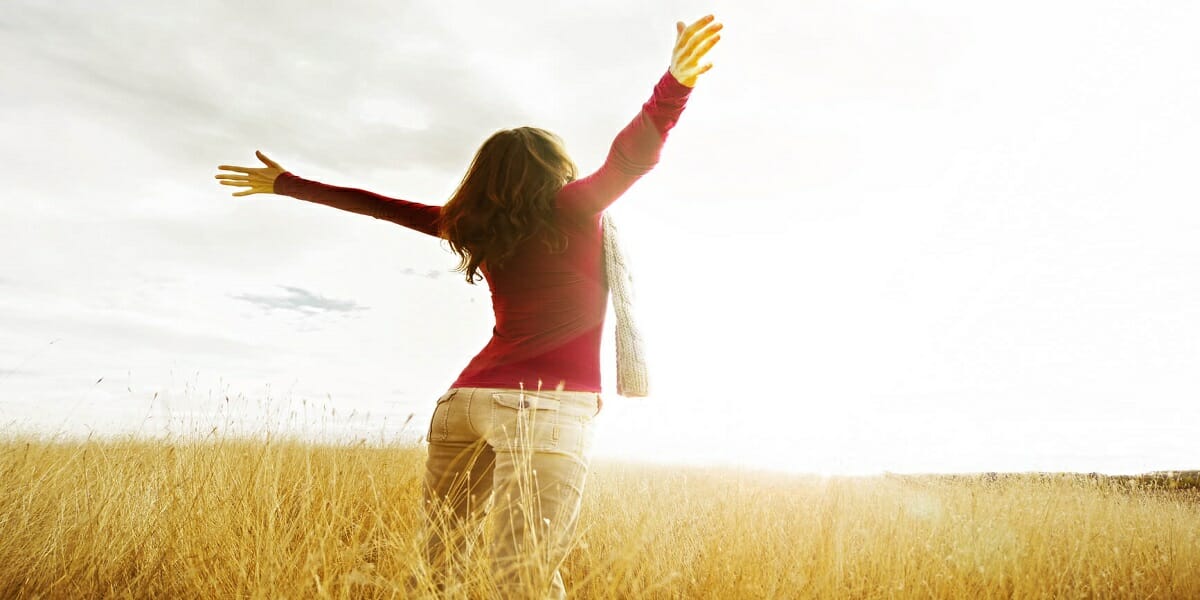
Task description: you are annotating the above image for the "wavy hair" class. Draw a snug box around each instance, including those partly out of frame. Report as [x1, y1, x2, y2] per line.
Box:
[440, 127, 577, 284]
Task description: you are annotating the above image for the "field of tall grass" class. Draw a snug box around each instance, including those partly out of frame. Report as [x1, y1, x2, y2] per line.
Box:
[1, 434, 1197, 598]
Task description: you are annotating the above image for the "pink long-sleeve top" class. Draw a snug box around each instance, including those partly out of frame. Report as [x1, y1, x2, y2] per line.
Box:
[273, 69, 692, 393]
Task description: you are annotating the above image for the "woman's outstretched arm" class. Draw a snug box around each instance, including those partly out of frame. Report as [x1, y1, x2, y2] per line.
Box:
[214, 151, 441, 238]
[556, 15, 722, 218]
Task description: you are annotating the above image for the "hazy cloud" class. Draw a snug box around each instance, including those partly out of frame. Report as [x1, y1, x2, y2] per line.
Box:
[233, 285, 367, 315]
[399, 267, 443, 280]
[1, 0, 532, 180]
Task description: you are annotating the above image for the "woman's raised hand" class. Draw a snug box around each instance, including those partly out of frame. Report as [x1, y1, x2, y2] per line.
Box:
[214, 151, 286, 197]
[670, 14, 723, 88]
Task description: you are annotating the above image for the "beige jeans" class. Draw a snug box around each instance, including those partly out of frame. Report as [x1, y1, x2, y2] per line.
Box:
[423, 386, 601, 599]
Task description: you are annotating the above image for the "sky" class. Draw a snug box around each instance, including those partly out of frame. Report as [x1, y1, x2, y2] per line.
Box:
[2, 1, 1198, 475]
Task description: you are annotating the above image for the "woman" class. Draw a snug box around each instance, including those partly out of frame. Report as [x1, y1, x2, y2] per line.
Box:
[216, 15, 721, 598]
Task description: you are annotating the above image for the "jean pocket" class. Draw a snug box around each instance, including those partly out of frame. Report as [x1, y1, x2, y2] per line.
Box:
[490, 391, 560, 451]
[426, 389, 458, 443]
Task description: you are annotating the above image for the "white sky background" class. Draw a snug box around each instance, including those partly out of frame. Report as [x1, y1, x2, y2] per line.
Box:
[1, 1, 1198, 474]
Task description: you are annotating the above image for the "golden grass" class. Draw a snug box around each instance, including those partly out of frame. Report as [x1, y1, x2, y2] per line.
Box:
[1, 436, 1197, 598]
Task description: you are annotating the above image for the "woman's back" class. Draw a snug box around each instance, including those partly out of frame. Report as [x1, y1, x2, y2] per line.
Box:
[456, 210, 608, 392]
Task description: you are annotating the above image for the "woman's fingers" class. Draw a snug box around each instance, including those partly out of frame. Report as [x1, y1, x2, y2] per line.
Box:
[692, 32, 721, 60]
[669, 15, 721, 87]
[216, 154, 281, 198]
[675, 15, 718, 55]
[682, 22, 722, 56]
[256, 150, 282, 169]
[679, 25, 721, 63]
[680, 14, 714, 41]
[672, 15, 722, 68]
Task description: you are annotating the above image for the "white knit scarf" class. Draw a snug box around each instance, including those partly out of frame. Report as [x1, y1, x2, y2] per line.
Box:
[601, 212, 648, 397]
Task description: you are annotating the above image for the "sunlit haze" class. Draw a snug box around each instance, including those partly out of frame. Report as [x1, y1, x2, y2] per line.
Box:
[2, 1, 1198, 475]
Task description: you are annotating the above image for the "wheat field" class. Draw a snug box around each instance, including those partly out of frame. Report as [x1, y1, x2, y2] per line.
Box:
[1, 435, 1197, 599]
